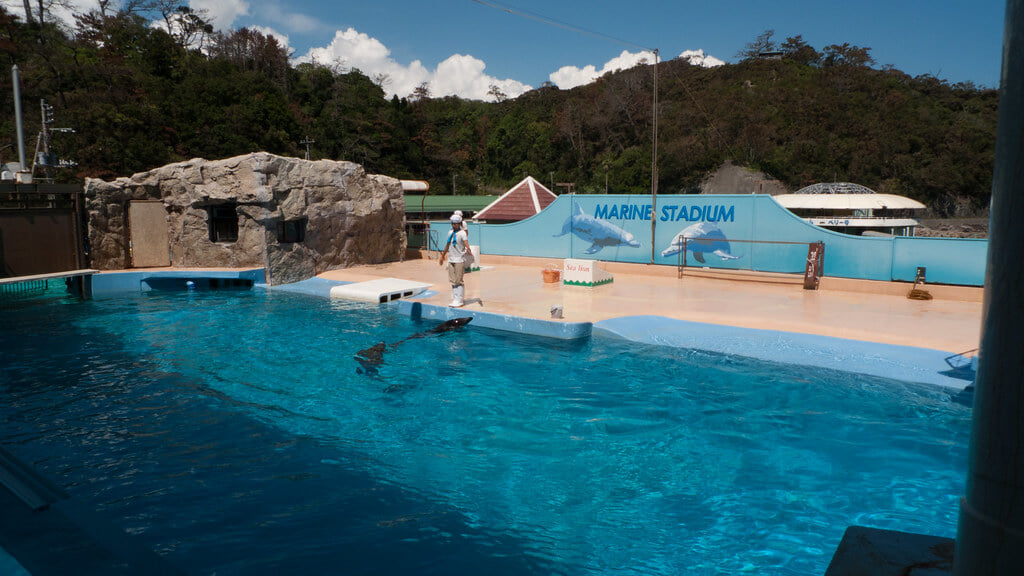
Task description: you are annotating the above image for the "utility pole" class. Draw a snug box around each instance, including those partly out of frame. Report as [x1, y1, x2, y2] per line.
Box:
[34, 99, 54, 181]
[650, 48, 659, 264]
[300, 136, 314, 161]
[31, 99, 74, 183]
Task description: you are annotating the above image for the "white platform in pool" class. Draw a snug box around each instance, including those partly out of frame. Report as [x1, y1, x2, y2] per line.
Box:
[329, 277, 432, 303]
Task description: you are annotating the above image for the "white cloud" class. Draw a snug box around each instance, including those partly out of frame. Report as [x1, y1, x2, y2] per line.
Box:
[2, 0, 724, 102]
[431, 54, 531, 101]
[549, 49, 657, 90]
[190, 0, 249, 29]
[679, 49, 725, 68]
[250, 1, 322, 35]
[549, 48, 725, 90]
[296, 28, 531, 102]
[0, 0, 94, 28]
[250, 26, 290, 50]
[0, 0, 253, 35]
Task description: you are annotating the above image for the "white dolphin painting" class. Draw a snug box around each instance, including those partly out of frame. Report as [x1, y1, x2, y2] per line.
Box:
[554, 202, 642, 254]
[661, 221, 741, 264]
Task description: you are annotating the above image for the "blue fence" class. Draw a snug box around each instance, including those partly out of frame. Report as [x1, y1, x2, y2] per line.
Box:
[430, 194, 987, 286]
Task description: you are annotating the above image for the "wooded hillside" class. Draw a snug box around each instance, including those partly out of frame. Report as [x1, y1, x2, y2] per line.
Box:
[0, 6, 998, 216]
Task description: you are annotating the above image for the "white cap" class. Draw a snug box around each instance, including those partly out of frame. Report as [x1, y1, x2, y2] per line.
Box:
[454, 210, 463, 217]
[450, 213, 463, 224]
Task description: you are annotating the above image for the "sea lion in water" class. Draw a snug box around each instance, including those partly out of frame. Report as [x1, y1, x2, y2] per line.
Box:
[355, 317, 473, 378]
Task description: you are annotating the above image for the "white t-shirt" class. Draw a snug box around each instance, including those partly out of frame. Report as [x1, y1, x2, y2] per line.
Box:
[446, 229, 470, 263]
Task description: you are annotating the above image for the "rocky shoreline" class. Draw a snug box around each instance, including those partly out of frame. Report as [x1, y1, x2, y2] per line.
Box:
[915, 218, 989, 238]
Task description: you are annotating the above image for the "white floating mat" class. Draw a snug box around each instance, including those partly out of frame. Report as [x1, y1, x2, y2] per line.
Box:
[329, 277, 432, 303]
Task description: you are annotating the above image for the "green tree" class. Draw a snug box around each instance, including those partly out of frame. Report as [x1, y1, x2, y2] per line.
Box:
[737, 29, 777, 60]
[780, 35, 821, 66]
[0, 7, 997, 213]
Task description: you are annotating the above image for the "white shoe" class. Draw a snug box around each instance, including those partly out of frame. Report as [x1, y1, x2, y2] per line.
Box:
[450, 286, 465, 307]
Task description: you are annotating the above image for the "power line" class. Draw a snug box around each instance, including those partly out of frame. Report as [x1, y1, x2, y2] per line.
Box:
[470, 0, 661, 262]
[470, 0, 653, 53]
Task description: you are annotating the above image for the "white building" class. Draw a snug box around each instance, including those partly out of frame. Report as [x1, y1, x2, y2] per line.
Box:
[774, 182, 925, 236]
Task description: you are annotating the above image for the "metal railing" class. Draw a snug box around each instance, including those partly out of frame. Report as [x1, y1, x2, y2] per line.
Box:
[425, 228, 445, 260]
[676, 238, 825, 289]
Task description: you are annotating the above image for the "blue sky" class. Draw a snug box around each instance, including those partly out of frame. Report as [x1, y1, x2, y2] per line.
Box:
[14, 0, 1010, 100]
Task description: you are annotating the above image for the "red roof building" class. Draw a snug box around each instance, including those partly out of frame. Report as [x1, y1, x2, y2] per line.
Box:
[473, 176, 558, 223]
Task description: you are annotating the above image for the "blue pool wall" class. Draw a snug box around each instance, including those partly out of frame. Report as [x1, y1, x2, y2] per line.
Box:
[398, 300, 592, 340]
[593, 315, 972, 390]
[90, 268, 266, 298]
[430, 194, 988, 286]
[393, 300, 970, 389]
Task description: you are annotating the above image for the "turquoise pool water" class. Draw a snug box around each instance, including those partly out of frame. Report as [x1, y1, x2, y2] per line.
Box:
[0, 287, 970, 575]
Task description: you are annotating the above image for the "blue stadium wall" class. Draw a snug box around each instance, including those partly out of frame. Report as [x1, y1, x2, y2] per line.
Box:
[430, 194, 987, 286]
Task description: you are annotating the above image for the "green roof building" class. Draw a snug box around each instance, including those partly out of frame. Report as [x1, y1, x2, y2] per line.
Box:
[403, 194, 497, 249]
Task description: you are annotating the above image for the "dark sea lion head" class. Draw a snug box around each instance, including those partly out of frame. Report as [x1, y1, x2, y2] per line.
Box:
[432, 317, 473, 332]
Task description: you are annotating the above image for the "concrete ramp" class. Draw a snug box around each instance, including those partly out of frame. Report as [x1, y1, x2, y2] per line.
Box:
[329, 277, 432, 303]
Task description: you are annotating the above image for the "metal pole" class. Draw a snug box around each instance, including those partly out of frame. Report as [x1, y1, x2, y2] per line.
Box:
[649, 49, 659, 264]
[300, 136, 314, 160]
[954, 1, 1024, 573]
[12, 65, 26, 169]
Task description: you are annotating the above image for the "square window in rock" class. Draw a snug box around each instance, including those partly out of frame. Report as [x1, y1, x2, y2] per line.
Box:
[277, 218, 306, 243]
[208, 204, 239, 243]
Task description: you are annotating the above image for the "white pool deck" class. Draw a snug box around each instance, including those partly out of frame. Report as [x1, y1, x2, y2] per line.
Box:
[319, 253, 983, 357]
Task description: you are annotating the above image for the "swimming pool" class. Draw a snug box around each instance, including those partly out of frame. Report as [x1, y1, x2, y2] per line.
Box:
[0, 286, 970, 575]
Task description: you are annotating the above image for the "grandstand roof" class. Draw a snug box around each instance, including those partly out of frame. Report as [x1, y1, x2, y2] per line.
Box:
[794, 182, 878, 195]
[773, 193, 925, 210]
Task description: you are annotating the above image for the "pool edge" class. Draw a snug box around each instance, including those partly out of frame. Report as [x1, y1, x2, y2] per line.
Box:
[593, 315, 973, 390]
[396, 300, 592, 340]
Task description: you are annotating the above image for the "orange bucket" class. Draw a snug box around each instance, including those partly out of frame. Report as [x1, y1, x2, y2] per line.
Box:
[542, 268, 561, 283]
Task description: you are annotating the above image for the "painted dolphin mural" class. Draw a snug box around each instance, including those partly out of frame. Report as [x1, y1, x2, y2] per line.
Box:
[554, 202, 642, 254]
[661, 221, 741, 264]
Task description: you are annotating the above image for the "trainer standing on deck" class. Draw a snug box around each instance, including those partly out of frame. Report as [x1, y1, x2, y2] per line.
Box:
[439, 213, 470, 307]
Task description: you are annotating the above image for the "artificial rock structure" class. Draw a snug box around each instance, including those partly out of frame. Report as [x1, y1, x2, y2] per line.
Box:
[84, 153, 406, 285]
